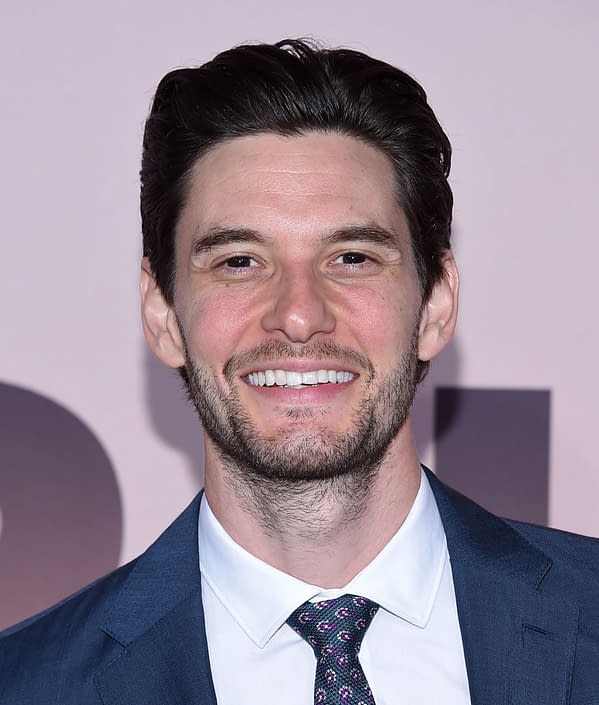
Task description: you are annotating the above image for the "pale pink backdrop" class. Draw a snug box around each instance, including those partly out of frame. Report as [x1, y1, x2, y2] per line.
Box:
[1, 0, 598, 628]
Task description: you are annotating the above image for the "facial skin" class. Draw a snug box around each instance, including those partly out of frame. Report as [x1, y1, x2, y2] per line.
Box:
[142, 132, 458, 573]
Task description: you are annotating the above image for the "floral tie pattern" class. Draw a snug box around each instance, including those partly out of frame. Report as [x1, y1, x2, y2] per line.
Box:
[287, 594, 379, 705]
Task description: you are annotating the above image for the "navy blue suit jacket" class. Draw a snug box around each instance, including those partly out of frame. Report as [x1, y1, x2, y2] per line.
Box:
[2, 470, 599, 704]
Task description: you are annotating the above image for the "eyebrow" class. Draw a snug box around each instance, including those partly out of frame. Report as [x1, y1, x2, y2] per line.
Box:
[191, 224, 402, 255]
[322, 225, 402, 251]
[191, 227, 270, 255]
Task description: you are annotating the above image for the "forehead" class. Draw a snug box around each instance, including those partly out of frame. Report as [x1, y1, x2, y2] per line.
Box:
[178, 131, 406, 243]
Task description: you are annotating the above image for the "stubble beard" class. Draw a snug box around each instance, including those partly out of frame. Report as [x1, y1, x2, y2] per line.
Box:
[182, 335, 420, 534]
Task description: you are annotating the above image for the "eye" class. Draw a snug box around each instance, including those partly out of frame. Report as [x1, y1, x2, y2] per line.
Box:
[212, 253, 264, 280]
[327, 249, 383, 279]
[222, 255, 257, 268]
[336, 252, 368, 265]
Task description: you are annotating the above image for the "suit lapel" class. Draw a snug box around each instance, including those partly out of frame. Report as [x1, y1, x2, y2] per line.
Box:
[427, 469, 578, 705]
[95, 493, 217, 705]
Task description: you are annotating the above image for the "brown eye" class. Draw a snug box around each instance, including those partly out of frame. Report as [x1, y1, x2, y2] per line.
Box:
[338, 252, 368, 265]
[224, 256, 255, 268]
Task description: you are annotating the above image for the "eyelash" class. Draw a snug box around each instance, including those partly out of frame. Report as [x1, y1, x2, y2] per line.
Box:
[220, 255, 259, 269]
[332, 252, 372, 267]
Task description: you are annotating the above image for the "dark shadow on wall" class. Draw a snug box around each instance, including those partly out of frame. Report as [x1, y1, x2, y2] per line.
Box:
[143, 349, 205, 487]
[435, 387, 550, 525]
[0, 382, 122, 631]
[412, 335, 462, 458]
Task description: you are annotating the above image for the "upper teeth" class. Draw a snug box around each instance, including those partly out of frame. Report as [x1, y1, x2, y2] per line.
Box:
[246, 369, 355, 387]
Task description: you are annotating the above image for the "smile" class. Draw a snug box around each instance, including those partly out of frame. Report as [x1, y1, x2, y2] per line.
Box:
[245, 369, 356, 389]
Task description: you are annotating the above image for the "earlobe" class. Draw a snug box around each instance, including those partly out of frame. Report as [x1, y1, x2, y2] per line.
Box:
[418, 253, 459, 362]
[140, 258, 186, 369]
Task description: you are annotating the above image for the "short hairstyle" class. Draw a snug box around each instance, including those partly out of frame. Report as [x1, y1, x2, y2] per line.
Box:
[141, 39, 453, 364]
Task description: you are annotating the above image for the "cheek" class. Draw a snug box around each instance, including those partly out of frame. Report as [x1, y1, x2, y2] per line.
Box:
[183, 289, 257, 366]
[341, 285, 420, 353]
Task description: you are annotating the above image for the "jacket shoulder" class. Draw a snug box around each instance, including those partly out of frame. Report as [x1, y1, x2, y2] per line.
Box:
[426, 467, 599, 598]
[0, 492, 203, 705]
[0, 560, 136, 704]
[506, 518, 599, 585]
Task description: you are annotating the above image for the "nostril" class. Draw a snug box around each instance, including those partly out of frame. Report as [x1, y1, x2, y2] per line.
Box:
[260, 279, 336, 342]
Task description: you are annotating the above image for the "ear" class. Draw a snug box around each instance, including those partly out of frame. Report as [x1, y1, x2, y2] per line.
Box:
[418, 253, 459, 362]
[140, 257, 186, 369]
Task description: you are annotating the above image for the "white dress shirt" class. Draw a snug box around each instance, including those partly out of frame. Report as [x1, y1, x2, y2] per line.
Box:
[199, 469, 471, 704]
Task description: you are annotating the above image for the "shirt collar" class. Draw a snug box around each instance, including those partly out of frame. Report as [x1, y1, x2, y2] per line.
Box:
[199, 467, 447, 648]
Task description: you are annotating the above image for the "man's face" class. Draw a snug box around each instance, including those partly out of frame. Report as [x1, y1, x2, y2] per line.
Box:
[168, 132, 430, 481]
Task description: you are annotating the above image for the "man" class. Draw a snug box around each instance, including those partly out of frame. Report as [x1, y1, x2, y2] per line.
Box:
[1, 39, 598, 705]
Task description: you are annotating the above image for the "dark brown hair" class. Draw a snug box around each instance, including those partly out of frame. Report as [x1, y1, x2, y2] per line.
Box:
[141, 39, 453, 346]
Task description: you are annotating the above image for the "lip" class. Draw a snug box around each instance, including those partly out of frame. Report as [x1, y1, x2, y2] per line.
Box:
[241, 379, 356, 404]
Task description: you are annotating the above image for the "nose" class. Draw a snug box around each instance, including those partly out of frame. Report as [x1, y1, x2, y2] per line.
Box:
[261, 269, 336, 343]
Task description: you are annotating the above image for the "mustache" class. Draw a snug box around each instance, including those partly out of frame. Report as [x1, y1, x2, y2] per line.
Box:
[222, 340, 373, 380]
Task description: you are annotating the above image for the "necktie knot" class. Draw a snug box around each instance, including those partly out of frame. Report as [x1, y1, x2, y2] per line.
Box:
[287, 594, 379, 661]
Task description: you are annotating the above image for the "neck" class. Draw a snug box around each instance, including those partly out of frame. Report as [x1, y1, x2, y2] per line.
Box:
[203, 423, 421, 588]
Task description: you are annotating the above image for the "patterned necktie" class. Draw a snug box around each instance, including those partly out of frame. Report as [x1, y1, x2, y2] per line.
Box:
[287, 594, 379, 705]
